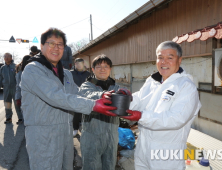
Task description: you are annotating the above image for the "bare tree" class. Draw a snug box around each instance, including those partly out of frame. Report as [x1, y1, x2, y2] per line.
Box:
[7, 51, 20, 64]
[68, 38, 89, 55]
[12, 51, 19, 60]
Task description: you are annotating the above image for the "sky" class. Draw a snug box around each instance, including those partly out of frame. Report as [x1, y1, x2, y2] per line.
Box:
[0, 0, 149, 63]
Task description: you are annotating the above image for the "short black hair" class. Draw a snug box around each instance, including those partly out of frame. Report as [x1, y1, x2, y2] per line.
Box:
[21, 55, 31, 71]
[75, 58, 84, 63]
[4, 53, 12, 58]
[41, 28, 67, 46]
[30, 46, 40, 53]
[92, 54, 112, 68]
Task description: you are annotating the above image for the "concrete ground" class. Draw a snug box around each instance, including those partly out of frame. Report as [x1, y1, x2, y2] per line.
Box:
[0, 89, 27, 170]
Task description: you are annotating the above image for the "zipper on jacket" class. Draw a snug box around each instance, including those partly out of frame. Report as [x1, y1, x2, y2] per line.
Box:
[63, 74, 71, 135]
[63, 85, 70, 135]
[8, 65, 11, 86]
[48, 65, 71, 135]
[46, 66, 70, 134]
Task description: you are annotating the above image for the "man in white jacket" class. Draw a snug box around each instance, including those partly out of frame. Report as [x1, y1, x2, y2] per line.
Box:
[125, 41, 201, 170]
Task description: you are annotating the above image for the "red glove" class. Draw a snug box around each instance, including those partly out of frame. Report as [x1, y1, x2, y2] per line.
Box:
[16, 99, 21, 106]
[69, 64, 72, 69]
[116, 88, 133, 101]
[101, 90, 115, 99]
[120, 110, 141, 121]
[93, 98, 117, 116]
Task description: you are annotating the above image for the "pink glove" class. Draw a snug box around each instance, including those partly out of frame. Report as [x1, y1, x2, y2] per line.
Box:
[101, 90, 115, 99]
[120, 110, 141, 121]
[116, 88, 133, 101]
[93, 98, 117, 117]
[16, 99, 21, 107]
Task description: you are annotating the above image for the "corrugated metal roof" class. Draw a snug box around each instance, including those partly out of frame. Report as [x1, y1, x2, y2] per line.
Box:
[74, 0, 167, 56]
[74, 0, 222, 65]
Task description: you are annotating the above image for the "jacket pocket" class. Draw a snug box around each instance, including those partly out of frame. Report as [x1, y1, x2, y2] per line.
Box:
[154, 91, 176, 113]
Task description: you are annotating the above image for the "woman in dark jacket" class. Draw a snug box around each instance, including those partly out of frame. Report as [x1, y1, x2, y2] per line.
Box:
[15, 55, 31, 106]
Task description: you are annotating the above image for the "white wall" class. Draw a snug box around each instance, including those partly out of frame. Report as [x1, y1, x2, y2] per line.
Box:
[111, 65, 131, 83]
[181, 57, 212, 87]
[192, 116, 222, 141]
[112, 56, 212, 89]
[182, 57, 222, 140]
[111, 62, 157, 92]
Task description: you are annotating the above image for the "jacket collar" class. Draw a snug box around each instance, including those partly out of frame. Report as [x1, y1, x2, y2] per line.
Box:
[151, 67, 184, 83]
[87, 75, 115, 90]
[28, 53, 64, 84]
[6, 60, 14, 67]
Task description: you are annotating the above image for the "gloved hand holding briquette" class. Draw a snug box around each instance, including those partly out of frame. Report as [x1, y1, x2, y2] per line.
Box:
[99, 88, 141, 120]
[116, 88, 141, 121]
[93, 98, 117, 117]
[116, 88, 133, 101]
[120, 110, 141, 121]
[101, 90, 115, 100]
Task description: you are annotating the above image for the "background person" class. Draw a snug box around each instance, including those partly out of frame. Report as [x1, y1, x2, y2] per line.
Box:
[15, 55, 31, 109]
[71, 58, 90, 137]
[30, 45, 41, 57]
[123, 41, 201, 170]
[16, 46, 41, 72]
[21, 28, 116, 170]
[61, 45, 72, 70]
[0, 53, 23, 124]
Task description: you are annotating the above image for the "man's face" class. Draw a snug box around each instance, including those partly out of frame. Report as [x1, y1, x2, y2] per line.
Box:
[156, 49, 182, 81]
[75, 62, 85, 71]
[92, 61, 111, 81]
[41, 35, 64, 66]
[4, 54, 12, 65]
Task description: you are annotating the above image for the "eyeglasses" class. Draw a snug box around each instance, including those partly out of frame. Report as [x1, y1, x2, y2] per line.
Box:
[4, 56, 12, 59]
[95, 66, 110, 70]
[45, 42, 64, 49]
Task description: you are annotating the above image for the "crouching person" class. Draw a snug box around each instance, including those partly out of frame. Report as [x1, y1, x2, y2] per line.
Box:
[21, 29, 116, 170]
[78, 54, 122, 170]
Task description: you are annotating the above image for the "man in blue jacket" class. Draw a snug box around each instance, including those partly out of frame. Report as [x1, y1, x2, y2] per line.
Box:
[0, 53, 23, 124]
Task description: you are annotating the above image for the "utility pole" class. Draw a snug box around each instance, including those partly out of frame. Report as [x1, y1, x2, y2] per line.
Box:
[90, 14, 93, 41]
[89, 33, 91, 42]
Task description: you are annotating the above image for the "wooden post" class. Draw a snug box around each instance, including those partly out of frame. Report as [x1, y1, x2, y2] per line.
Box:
[212, 38, 217, 94]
